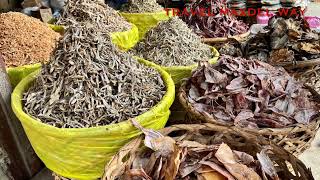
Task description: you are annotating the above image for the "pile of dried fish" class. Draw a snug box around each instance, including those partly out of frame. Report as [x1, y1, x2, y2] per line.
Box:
[268, 16, 320, 62]
[120, 0, 163, 13]
[241, 15, 320, 62]
[181, 0, 248, 38]
[103, 122, 313, 180]
[57, 0, 131, 32]
[183, 56, 320, 128]
[130, 17, 213, 66]
[23, 0, 165, 128]
[0, 12, 60, 67]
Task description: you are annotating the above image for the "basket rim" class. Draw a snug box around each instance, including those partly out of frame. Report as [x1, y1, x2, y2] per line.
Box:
[161, 46, 220, 71]
[178, 80, 320, 134]
[11, 58, 175, 137]
[119, 10, 170, 16]
[271, 57, 320, 69]
[201, 31, 250, 43]
[103, 123, 315, 180]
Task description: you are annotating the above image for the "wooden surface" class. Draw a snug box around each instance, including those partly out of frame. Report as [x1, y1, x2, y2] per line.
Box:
[0, 55, 43, 179]
[0, 0, 15, 12]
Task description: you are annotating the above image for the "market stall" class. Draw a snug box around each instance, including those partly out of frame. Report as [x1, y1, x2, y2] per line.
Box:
[0, 0, 319, 180]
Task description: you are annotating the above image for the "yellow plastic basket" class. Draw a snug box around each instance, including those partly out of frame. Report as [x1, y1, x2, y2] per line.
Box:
[11, 58, 175, 180]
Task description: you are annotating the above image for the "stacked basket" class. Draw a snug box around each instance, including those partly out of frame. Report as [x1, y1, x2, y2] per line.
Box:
[178, 56, 320, 156]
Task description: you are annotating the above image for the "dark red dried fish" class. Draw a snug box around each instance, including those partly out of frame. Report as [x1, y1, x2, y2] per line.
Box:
[185, 55, 320, 128]
[181, 0, 248, 38]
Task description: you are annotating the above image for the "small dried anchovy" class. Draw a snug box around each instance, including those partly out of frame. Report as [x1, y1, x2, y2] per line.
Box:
[130, 17, 213, 66]
[186, 55, 320, 128]
[23, 0, 165, 128]
[120, 0, 163, 13]
[58, 0, 131, 32]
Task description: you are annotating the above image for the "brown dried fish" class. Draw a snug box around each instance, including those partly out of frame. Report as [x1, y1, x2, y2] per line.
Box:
[103, 125, 283, 180]
[269, 49, 295, 63]
[185, 56, 319, 128]
[130, 17, 213, 66]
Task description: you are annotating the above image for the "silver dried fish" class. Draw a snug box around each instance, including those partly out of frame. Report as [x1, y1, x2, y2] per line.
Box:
[23, 0, 165, 128]
[131, 17, 213, 66]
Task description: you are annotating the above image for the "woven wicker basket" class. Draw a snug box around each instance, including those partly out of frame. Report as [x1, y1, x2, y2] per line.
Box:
[178, 82, 320, 156]
[103, 123, 314, 180]
[271, 58, 320, 70]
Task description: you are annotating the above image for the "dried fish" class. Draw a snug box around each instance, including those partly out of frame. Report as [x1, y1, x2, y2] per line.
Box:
[0, 12, 60, 67]
[247, 14, 319, 63]
[130, 17, 213, 66]
[57, 0, 131, 32]
[220, 10, 320, 63]
[23, 0, 165, 128]
[103, 125, 285, 180]
[181, 0, 248, 38]
[121, 0, 163, 13]
[184, 56, 320, 128]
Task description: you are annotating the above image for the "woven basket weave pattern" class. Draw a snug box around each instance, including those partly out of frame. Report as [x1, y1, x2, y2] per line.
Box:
[178, 81, 320, 156]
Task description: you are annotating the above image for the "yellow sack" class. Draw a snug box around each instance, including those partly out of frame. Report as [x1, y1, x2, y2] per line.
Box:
[7, 63, 42, 88]
[120, 10, 171, 39]
[11, 58, 175, 180]
[161, 47, 219, 85]
[110, 23, 139, 51]
[49, 24, 139, 51]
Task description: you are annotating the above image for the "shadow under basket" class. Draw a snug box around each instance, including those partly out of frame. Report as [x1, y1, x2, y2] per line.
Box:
[178, 81, 320, 156]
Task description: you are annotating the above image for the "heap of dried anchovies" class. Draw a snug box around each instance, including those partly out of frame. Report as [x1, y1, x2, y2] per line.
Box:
[131, 17, 212, 66]
[23, 0, 165, 128]
[120, 0, 163, 13]
[58, 0, 131, 32]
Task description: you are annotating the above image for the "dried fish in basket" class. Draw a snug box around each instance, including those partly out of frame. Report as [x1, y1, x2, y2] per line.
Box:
[178, 55, 320, 156]
[119, 0, 170, 39]
[181, 0, 249, 43]
[55, 0, 139, 51]
[244, 11, 320, 69]
[102, 122, 314, 180]
[11, 0, 175, 178]
[130, 17, 219, 84]
[120, 0, 163, 13]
